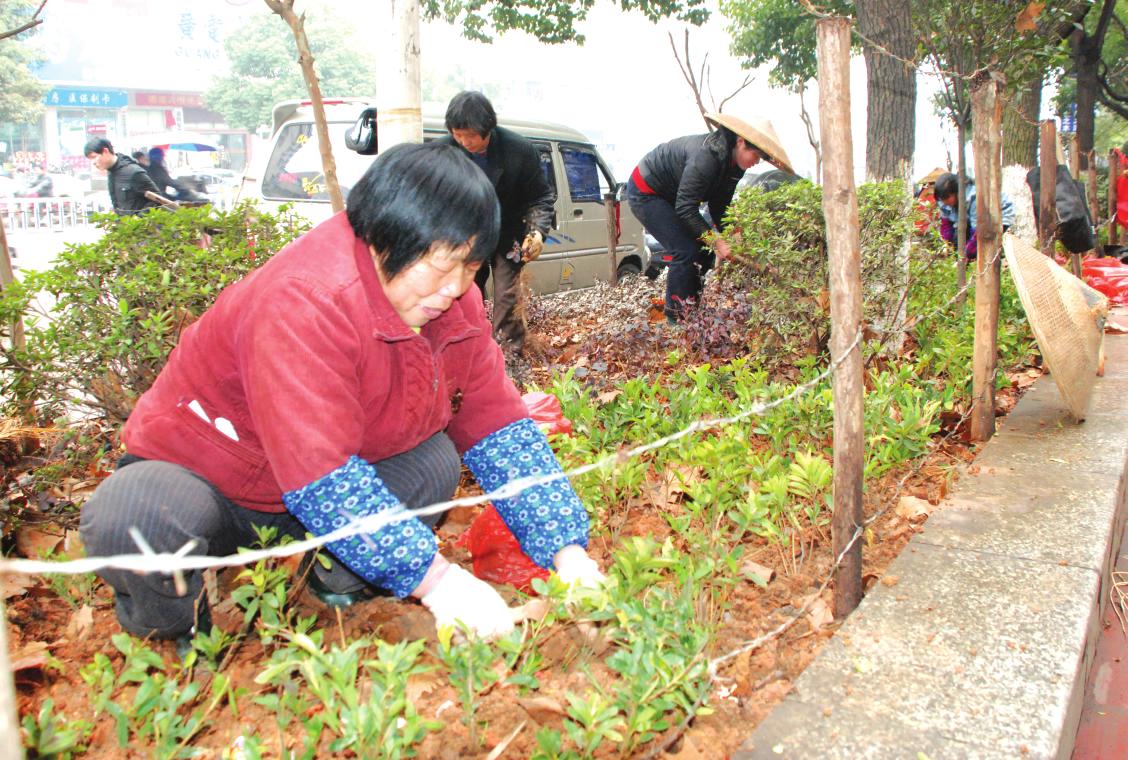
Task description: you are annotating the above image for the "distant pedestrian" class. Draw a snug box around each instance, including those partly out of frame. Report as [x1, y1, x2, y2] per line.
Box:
[627, 114, 793, 323]
[84, 137, 161, 215]
[131, 150, 150, 168]
[441, 91, 555, 353]
[146, 148, 204, 202]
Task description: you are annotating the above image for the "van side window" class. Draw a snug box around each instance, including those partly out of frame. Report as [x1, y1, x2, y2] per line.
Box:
[262, 122, 372, 201]
[535, 142, 556, 194]
[559, 145, 609, 203]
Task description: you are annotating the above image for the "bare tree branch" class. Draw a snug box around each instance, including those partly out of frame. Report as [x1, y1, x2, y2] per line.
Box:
[0, 0, 48, 42]
[668, 29, 710, 127]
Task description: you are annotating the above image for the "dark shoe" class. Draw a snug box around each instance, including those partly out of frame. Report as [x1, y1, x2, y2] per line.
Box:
[300, 553, 382, 609]
[174, 602, 212, 662]
[307, 570, 379, 609]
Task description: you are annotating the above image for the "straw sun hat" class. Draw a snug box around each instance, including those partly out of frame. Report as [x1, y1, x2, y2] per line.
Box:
[1003, 233, 1108, 421]
[704, 113, 794, 175]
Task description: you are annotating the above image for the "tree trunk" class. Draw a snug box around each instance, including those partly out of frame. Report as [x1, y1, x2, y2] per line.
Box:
[1071, 26, 1100, 168]
[377, 0, 423, 149]
[1039, 120, 1058, 256]
[817, 17, 865, 621]
[1001, 82, 1041, 168]
[956, 116, 969, 298]
[856, 0, 915, 182]
[0, 222, 23, 352]
[264, 0, 345, 212]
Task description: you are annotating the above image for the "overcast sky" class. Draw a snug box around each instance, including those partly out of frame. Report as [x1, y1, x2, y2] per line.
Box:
[394, 2, 969, 183]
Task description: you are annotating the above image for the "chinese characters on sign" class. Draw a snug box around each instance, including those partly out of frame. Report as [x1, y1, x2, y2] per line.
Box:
[45, 88, 129, 109]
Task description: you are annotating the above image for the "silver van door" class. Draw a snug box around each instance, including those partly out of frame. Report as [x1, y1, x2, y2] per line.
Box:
[554, 143, 618, 290]
[521, 141, 563, 297]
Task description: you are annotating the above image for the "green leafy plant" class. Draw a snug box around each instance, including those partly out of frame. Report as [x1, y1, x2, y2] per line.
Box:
[0, 203, 307, 425]
[435, 624, 502, 749]
[22, 698, 91, 759]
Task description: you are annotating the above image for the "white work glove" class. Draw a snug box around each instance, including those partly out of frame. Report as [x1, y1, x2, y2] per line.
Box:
[521, 230, 544, 262]
[553, 545, 606, 590]
[420, 565, 515, 640]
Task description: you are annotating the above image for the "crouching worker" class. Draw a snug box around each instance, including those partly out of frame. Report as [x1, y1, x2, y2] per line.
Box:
[80, 142, 605, 645]
[935, 172, 1015, 260]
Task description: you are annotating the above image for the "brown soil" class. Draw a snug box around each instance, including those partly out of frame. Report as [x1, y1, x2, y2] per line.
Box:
[3, 273, 1037, 758]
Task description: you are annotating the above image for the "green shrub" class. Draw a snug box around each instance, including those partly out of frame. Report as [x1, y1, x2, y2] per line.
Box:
[716, 179, 934, 367]
[0, 203, 307, 424]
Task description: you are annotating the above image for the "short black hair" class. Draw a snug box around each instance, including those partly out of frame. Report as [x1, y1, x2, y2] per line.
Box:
[445, 91, 497, 137]
[131, 151, 146, 161]
[346, 142, 500, 280]
[934, 172, 959, 202]
[84, 137, 113, 156]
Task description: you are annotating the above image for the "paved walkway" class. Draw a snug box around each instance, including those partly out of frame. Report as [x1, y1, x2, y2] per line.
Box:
[736, 308, 1128, 759]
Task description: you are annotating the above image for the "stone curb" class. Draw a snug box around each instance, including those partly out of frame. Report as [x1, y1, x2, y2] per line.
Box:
[735, 312, 1128, 760]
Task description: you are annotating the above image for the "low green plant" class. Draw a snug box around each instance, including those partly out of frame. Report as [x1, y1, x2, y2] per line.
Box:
[436, 624, 502, 749]
[255, 630, 438, 757]
[22, 698, 91, 758]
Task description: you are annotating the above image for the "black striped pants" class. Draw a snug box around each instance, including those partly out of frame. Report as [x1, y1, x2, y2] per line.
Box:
[79, 432, 460, 638]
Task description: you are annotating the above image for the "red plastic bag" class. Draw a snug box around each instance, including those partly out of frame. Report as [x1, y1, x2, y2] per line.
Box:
[522, 391, 573, 436]
[455, 505, 550, 592]
[1082, 257, 1128, 306]
[453, 393, 573, 591]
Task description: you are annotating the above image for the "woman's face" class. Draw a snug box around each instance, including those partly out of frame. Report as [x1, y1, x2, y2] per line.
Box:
[734, 138, 763, 171]
[374, 242, 482, 328]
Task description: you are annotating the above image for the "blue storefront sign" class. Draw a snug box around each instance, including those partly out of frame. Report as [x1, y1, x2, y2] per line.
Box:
[44, 87, 129, 109]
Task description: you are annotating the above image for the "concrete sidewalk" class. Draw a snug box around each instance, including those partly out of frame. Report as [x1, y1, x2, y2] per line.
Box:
[736, 310, 1128, 759]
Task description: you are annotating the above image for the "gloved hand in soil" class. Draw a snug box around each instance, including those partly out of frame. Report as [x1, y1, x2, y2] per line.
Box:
[419, 562, 515, 640]
[553, 544, 606, 591]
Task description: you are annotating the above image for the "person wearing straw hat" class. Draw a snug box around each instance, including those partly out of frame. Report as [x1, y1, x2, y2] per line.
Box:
[626, 113, 793, 323]
[79, 142, 604, 651]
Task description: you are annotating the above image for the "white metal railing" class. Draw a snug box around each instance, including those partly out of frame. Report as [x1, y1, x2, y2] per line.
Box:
[1, 197, 114, 233]
[2, 191, 236, 234]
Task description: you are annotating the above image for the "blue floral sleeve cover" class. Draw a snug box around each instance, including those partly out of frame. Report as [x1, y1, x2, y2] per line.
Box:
[463, 417, 590, 568]
[283, 455, 437, 597]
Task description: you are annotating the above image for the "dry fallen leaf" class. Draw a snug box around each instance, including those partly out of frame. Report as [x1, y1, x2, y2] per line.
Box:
[1, 573, 38, 600]
[512, 598, 550, 625]
[518, 696, 567, 722]
[805, 595, 834, 632]
[15, 526, 64, 559]
[1015, 1, 1045, 32]
[65, 604, 95, 641]
[596, 389, 622, 405]
[10, 641, 50, 672]
[405, 670, 444, 703]
[895, 495, 933, 520]
[880, 575, 900, 588]
[740, 561, 776, 587]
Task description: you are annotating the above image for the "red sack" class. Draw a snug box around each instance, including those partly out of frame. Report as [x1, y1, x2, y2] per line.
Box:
[522, 391, 573, 436]
[452, 392, 573, 591]
[455, 505, 550, 592]
[1082, 256, 1128, 306]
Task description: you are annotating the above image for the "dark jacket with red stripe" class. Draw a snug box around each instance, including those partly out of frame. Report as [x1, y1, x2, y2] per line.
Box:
[635, 131, 742, 239]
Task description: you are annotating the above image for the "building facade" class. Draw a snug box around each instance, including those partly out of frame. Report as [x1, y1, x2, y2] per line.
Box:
[4, 0, 258, 173]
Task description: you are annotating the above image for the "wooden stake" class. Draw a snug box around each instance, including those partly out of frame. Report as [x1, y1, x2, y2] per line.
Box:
[1068, 133, 1081, 179]
[817, 17, 864, 619]
[0, 598, 21, 758]
[604, 194, 620, 286]
[1039, 121, 1057, 257]
[1112, 149, 1121, 248]
[970, 72, 1003, 443]
[1087, 150, 1099, 237]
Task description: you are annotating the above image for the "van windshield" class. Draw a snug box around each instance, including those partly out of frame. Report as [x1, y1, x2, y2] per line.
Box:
[261, 122, 374, 202]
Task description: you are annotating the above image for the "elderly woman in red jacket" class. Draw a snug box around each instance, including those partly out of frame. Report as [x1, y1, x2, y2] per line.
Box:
[80, 142, 604, 645]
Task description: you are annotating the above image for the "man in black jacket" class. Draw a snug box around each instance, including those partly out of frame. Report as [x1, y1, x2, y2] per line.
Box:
[442, 91, 555, 352]
[84, 137, 161, 215]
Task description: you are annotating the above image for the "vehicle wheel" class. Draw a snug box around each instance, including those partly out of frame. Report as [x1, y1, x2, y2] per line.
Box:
[617, 261, 642, 280]
[644, 264, 660, 280]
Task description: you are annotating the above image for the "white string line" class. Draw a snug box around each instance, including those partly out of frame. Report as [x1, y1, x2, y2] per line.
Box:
[0, 329, 867, 579]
